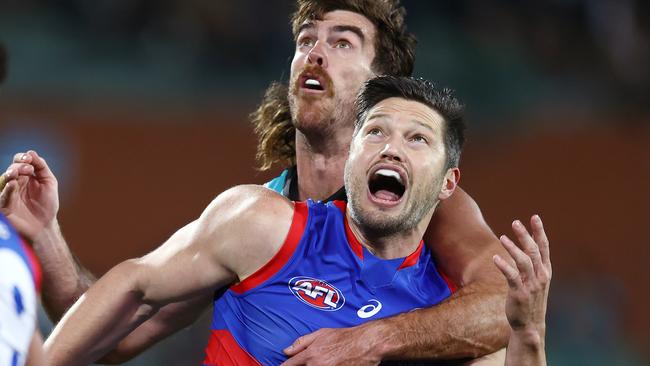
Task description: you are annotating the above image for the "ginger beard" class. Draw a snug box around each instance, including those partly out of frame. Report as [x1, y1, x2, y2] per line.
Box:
[288, 64, 359, 138]
[344, 149, 446, 238]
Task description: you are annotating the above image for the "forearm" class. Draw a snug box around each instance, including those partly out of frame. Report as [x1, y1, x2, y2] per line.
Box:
[33, 219, 96, 319]
[372, 281, 509, 361]
[45, 260, 157, 366]
[504, 328, 546, 366]
[96, 293, 212, 364]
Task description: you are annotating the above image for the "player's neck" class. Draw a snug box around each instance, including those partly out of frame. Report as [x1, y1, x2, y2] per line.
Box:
[294, 127, 352, 201]
[346, 208, 435, 260]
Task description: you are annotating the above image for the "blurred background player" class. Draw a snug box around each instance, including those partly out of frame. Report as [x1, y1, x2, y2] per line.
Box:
[0, 42, 47, 366]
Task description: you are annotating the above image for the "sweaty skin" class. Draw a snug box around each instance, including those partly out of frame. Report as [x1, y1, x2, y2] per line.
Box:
[284, 10, 509, 364]
[1, 9, 509, 365]
[42, 94, 476, 365]
[43, 185, 292, 366]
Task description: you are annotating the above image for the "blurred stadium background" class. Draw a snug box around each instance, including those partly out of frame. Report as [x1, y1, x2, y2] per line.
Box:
[1, 0, 648, 365]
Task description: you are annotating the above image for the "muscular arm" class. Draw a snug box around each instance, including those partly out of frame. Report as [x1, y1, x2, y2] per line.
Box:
[1, 151, 93, 319]
[31, 220, 214, 365]
[25, 331, 48, 366]
[1, 151, 236, 362]
[378, 187, 509, 360]
[283, 188, 509, 364]
[44, 185, 293, 366]
[31, 220, 94, 319]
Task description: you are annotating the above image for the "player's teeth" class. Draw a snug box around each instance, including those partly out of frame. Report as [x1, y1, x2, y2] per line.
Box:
[376, 169, 401, 182]
[305, 79, 321, 87]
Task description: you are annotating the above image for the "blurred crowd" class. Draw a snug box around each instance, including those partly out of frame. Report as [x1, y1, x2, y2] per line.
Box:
[0, 0, 648, 125]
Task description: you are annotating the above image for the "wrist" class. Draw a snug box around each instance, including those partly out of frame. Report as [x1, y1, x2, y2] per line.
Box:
[510, 325, 545, 350]
[33, 218, 63, 246]
[361, 316, 401, 360]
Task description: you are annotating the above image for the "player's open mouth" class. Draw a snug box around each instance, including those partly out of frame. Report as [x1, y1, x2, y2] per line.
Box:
[367, 165, 406, 206]
[300, 73, 326, 92]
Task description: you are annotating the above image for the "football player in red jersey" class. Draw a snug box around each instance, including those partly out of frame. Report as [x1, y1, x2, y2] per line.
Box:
[50, 76, 552, 366]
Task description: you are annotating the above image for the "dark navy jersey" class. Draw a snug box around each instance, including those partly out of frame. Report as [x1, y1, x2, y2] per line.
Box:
[203, 200, 455, 365]
[264, 167, 347, 202]
[0, 214, 41, 366]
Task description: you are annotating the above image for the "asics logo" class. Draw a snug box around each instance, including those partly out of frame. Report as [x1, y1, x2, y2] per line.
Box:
[357, 299, 382, 319]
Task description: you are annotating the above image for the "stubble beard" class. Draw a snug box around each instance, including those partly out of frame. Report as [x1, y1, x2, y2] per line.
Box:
[289, 90, 358, 143]
[344, 164, 442, 238]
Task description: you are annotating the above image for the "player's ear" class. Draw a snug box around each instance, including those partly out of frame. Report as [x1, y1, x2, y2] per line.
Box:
[438, 167, 460, 200]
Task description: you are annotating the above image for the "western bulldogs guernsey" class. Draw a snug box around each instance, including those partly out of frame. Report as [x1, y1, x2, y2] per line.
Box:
[203, 200, 456, 365]
[0, 214, 41, 366]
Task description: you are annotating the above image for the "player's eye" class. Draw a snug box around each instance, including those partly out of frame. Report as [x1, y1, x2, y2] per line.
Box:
[367, 128, 383, 136]
[410, 134, 428, 144]
[298, 37, 314, 48]
[334, 40, 352, 49]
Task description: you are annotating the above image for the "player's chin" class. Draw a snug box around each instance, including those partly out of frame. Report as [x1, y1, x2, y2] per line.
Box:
[295, 106, 332, 127]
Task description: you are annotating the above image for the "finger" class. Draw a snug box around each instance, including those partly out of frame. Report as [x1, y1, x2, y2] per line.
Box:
[512, 220, 544, 276]
[13, 152, 31, 164]
[500, 234, 534, 280]
[281, 348, 310, 366]
[5, 164, 36, 179]
[280, 354, 305, 366]
[531, 214, 551, 269]
[0, 180, 17, 208]
[0, 173, 5, 192]
[493, 254, 521, 289]
[283, 331, 318, 356]
[26, 150, 52, 176]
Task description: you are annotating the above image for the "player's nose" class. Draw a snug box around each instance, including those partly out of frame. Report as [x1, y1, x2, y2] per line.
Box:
[307, 41, 328, 68]
[379, 142, 404, 162]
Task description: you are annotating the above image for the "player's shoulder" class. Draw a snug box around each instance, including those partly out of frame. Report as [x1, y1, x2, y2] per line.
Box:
[203, 184, 293, 220]
[198, 185, 294, 245]
[198, 185, 297, 280]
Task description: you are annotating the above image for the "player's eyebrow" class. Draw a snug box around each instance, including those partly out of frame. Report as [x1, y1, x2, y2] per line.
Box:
[366, 112, 388, 122]
[297, 23, 365, 43]
[366, 113, 436, 134]
[412, 120, 435, 134]
[297, 22, 315, 35]
[331, 25, 365, 42]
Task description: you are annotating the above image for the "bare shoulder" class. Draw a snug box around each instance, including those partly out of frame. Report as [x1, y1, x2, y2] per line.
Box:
[200, 185, 294, 229]
[197, 185, 296, 281]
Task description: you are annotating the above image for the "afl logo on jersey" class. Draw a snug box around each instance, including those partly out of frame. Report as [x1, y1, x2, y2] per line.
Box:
[288, 276, 345, 311]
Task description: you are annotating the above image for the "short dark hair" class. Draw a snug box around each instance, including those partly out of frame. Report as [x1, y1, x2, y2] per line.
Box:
[354, 76, 466, 169]
[0, 43, 6, 84]
[291, 0, 417, 76]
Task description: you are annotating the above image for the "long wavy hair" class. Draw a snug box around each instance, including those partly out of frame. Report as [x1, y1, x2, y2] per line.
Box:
[250, 82, 295, 171]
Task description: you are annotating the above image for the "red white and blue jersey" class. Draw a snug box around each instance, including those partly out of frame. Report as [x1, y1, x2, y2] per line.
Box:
[203, 200, 456, 365]
[0, 214, 41, 366]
